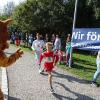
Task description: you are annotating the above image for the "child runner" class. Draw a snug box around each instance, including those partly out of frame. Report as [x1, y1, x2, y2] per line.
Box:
[40, 42, 59, 93]
[91, 50, 100, 87]
[31, 33, 45, 73]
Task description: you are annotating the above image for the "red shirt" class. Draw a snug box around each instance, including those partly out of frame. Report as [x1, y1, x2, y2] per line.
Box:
[40, 51, 59, 72]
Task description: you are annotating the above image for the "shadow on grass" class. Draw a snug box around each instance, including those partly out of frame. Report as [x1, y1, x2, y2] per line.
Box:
[52, 71, 90, 84]
[72, 63, 96, 72]
[73, 57, 96, 67]
[53, 82, 94, 100]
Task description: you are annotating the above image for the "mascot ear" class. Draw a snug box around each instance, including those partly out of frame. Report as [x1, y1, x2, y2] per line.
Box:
[0, 18, 12, 42]
[3, 18, 12, 25]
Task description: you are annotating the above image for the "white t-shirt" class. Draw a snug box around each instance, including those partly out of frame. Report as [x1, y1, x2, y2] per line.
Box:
[54, 38, 61, 50]
[31, 39, 45, 52]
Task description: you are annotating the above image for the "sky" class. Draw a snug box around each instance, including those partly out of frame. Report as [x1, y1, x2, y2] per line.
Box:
[0, 0, 25, 10]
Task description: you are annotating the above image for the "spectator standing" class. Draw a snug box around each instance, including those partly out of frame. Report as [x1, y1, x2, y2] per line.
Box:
[25, 32, 29, 47]
[53, 34, 61, 52]
[15, 32, 20, 46]
[45, 34, 49, 42]
[28, 34, 33, 48]
[65, 34, 71, 66]
[91, 51, 100, 87]
[10, 32, 15, 44]
[51, 34, 55, 44]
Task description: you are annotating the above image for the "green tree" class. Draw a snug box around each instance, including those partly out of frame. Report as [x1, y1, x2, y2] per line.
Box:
[12, 0, 75, 34]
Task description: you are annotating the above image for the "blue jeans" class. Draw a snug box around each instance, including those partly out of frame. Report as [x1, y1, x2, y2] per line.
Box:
[93, 65, 100, 82]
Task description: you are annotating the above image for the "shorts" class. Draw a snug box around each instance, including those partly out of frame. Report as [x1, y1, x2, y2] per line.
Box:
[44, 63, 54, 72]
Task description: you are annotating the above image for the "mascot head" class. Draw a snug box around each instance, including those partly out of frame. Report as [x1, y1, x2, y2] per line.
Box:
[0, 18, 12, 50]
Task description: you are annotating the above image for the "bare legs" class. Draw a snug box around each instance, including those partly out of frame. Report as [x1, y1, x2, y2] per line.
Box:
[48, 72, 54, 93]
[48, 72, 53, 89]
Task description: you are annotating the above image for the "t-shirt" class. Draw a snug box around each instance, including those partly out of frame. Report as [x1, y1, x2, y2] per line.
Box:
[66, 42, 71, 54]
[29, 36, 33, 44]
[40, 51, 59, 71]
[54, 38, 61, 50]
[31, 39, 45, 52]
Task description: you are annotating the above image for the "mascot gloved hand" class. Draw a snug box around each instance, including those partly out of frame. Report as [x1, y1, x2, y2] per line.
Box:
[0, 18, 24, 100]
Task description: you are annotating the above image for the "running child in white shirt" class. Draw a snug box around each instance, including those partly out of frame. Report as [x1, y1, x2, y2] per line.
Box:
[31, 33, 45, 73]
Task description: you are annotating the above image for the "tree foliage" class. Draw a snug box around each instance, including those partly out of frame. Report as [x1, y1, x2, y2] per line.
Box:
[0, 0, 100, 35]
[76, 0, 100, 28]
[12, 0, 75, 34]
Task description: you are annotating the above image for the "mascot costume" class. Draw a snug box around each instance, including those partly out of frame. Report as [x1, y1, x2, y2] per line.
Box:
[0, 18, 23, 100]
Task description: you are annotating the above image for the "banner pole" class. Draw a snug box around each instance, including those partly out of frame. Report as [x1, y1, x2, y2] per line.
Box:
[69, 0, 78, 67]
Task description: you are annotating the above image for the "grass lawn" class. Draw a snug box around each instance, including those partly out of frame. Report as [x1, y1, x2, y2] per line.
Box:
[58, 51, 100, 83]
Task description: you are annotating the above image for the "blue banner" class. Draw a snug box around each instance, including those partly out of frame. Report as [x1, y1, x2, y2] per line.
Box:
[72, 28, 100, 51]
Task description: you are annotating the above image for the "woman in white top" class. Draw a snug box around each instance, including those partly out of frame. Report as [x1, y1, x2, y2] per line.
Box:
[53, 34, 61, 51]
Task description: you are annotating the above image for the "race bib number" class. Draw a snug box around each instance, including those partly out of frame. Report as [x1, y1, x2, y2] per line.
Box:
[45, 57, 53, 62]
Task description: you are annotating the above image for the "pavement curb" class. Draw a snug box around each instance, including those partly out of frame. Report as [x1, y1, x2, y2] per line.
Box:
[1, 68, 8, 100]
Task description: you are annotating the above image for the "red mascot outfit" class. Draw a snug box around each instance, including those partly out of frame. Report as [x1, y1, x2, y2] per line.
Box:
[0, 19, 23, 100]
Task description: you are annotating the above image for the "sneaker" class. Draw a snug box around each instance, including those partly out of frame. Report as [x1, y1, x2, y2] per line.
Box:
[50, 88, 55, 93]
[39, 69, 44, 74]
[39, 69, 42, 74]
[38, 64, 41, 69]
[91, 82, 98, 87]
[41, 69, 44, 73]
